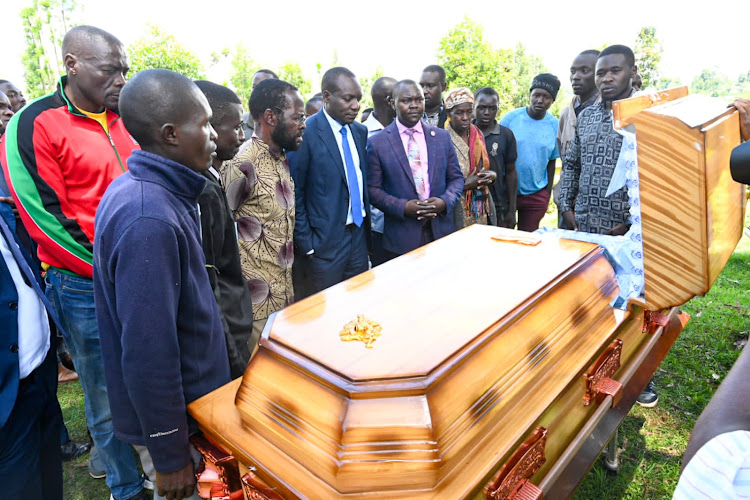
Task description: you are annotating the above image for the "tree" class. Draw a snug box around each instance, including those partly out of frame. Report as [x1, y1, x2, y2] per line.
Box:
[633, 26, 663, 90]
[358, 66, 385, 112]
[127, 25, 203, 80]
[734, 70, 750, 98]
[229, 44, 255, 108]
[278, 62, 312, 98]
[436, 17, 550, 118]
[691, 69, 732, 98]
[20, 0, 78, 99]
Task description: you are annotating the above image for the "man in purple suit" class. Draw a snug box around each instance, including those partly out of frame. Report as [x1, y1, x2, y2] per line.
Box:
[367, 80, 464, 259]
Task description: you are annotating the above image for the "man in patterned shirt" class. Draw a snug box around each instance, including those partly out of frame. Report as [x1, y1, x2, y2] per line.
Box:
[559, 45, 660, 408]
[222, 78, 306, 340]
[559, 45, 637, 236]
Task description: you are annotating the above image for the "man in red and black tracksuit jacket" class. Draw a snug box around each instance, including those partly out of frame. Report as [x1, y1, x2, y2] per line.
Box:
[0, 25, 149, 500]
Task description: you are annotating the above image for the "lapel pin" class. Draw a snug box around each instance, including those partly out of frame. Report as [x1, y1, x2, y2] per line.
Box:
[430, 131, 435, 136]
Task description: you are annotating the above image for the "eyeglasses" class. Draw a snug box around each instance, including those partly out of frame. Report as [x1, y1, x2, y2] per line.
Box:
[272, 106, 306, 125]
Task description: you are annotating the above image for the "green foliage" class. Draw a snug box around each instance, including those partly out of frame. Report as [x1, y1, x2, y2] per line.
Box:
[690, 68, 733, 98]
[358, 66, 385, 112]
[20, 0, 78, 99]
[278, 61, 312, 99]
[127, 26, 204, 80]
[634, 26, 663, 89]
[229, 44, 255, 108]
[436, 17, 551, 118]
[734, 70, 750, 98]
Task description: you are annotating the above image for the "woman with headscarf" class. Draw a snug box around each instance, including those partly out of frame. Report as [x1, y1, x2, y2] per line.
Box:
[444, 88, 497, 228]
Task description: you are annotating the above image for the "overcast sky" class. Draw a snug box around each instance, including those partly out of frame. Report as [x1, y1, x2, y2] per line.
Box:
[2, 0, 747, 98]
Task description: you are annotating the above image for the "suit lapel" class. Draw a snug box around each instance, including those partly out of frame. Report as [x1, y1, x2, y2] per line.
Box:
[386, 124, 417, 193]
[316, 115, 347, 183]
[423, 122, 440, 189]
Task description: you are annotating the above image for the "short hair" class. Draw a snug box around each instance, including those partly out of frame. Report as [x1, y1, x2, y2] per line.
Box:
[579, 49, 601, 58]
[254, 69, 278, 79]
[306, 95, 323, 107]
[474, 87, 499, 101]
[0, 80, 8, 85]
[62, 25, 123, 55]
[422, 65, 446, 84]
[120, 69, 204, 147]
[193, 80, 242, 123]
[321, 67, 356, 93]
[392, 79, 420, 100]
[598, 45, 635, 67]
[371, 76, 397, 101]
[249, 78, 298, 121]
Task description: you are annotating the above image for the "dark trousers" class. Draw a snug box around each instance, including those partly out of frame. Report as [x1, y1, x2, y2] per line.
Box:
[383, 224, 435, 262]
[296, 224, 368, 299]
[370, 232, 388, 267]
[516, 188, 551, 232]
[0, 347, 63, 500]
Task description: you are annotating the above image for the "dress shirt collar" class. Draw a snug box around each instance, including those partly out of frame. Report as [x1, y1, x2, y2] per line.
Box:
[396, 119, 425, 137]
[323, 108, 350, 136]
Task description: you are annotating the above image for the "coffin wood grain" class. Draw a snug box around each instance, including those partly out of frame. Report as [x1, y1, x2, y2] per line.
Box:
[190, 226, 623, 498]
[614, 91, 744, 310]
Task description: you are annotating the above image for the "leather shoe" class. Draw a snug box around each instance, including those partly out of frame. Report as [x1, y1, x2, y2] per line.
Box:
[61, 440, 91, 462]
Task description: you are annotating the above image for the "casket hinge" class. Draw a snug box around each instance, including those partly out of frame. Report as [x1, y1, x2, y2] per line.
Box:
[241, 471, 285, 500]
[484, 426, 547, 500]
[583, 339, 623, 407]
[643, 310, 670, 334]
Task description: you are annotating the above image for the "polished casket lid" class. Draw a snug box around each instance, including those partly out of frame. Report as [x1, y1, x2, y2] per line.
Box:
[613, 88, 745, 310]
[191, 225, 625, 499]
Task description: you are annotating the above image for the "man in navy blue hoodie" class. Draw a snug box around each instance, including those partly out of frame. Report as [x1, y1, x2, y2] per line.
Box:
[93, 69, 231, 500]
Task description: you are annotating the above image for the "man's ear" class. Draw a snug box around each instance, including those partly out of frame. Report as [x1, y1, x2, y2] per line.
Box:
[160, 123, 178, 146]
[631, 65, 638, 80]
[64, 53, 77, 76]
[322, 90, 331, 106]
[263, 108, 277, 128]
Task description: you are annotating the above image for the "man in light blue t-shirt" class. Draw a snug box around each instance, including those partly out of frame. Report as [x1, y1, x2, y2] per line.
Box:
[500, 73, 560, 231]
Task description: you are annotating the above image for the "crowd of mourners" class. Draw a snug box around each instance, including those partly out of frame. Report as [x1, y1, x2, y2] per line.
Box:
[1, 24, 749, 500]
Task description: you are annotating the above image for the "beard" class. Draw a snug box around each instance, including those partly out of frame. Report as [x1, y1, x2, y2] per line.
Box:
[272, 123, 300, 152]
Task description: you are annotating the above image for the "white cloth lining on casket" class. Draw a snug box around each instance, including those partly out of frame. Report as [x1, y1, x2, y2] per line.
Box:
[537, 124, 645, 310]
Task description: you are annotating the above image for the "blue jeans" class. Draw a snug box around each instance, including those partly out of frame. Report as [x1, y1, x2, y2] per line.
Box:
[45, 269, 143, 500]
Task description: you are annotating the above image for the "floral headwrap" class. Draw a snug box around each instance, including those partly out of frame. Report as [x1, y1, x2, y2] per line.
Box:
[444, 87, 474, 110]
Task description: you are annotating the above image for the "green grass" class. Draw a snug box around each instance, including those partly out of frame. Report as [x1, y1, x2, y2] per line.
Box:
[62, 206, 750, 500]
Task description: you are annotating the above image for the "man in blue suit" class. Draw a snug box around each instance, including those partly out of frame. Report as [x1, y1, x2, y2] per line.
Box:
[0, 190, 63, 499]
[367, 80, 464, 258]
[288, 67, 370, 298]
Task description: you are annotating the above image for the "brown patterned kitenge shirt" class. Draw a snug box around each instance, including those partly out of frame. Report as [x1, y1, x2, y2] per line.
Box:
[222, 138, 295, 320]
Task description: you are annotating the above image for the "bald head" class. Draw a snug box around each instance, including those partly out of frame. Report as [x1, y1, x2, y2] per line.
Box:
[62, 25, 128, 113]
[121, 69, 203, 146]
[371, 77, 397, 101]
[62, 25, 123, 58]
[120, 69, 217, 171]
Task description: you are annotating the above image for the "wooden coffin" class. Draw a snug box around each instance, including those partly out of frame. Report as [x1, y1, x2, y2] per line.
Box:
[189, 227, 685, 499]
[188, 88, 743, 499]
[613, 87, 745, 310]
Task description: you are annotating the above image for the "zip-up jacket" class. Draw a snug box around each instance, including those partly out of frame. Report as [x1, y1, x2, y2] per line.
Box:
[0, 76, 138, 278]
[94, 150, 231, 473]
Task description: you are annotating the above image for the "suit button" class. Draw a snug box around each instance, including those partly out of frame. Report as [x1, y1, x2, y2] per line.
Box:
[10, 344, 18, 353]
[9, 302, 18, 310]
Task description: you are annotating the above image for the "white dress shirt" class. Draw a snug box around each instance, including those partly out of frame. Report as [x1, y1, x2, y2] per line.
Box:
[322, 109, 366, 224]
[0, 234, 50, 378]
